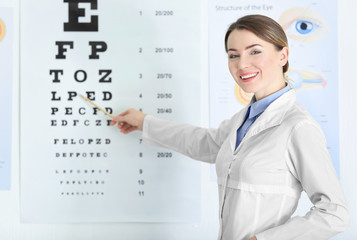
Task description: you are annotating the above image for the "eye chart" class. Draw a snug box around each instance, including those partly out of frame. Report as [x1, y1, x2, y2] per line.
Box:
[20, 0, 201, 223]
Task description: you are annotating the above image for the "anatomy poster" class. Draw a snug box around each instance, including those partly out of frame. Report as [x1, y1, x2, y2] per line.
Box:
[209, 0, 340, 174]
[20, 0, 201, 223]
[0, 8, 12, 191]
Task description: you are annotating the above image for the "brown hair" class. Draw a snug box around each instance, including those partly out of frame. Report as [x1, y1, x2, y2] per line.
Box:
[224, 14, 289, 73]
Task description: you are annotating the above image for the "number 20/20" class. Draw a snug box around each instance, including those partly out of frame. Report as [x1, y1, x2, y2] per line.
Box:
[157, 152, 172, 158]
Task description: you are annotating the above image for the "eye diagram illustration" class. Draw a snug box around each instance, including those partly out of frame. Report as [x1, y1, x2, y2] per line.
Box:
[279, 7, 329, 43]
[285, 69, 327, 90]
[0, 19, 5, 41]
[234, 69, 327, 106]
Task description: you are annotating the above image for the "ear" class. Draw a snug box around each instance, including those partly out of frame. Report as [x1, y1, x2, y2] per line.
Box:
[279, 47, 289, 67]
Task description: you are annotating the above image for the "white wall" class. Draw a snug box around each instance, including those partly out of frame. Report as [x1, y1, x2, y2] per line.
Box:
[334, 0, 357, 238]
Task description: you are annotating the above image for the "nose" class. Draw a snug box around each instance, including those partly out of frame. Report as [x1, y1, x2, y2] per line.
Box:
[237, 55, 250, 70]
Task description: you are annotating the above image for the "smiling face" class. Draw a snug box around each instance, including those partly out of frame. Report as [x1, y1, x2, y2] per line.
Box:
[227, 29, 289, 100]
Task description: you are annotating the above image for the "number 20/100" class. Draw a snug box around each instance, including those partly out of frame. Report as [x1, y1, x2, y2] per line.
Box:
[155, 48, 174, 53]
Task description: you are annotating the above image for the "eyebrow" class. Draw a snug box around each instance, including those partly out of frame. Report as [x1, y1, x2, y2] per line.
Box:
[227, 44, 262, 52]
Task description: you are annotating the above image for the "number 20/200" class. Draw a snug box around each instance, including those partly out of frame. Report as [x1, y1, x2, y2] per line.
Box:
[155, 10, 174, 16]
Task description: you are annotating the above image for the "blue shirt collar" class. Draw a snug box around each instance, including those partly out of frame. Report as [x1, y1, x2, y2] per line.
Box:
[248, 84, 290, 119]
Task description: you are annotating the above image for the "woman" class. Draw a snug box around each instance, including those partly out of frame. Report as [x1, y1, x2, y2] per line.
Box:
[110, 15, 349, 240]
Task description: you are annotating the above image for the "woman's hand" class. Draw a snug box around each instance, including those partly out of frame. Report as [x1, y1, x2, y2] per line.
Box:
[249, 237, 257, 240]
[110, 108, 146, 134]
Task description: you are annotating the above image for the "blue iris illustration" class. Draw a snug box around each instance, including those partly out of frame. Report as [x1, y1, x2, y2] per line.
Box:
[295, 20, 315, 34]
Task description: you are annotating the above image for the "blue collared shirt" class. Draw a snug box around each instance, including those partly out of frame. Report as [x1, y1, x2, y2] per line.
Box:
[235, 84, 291, 150]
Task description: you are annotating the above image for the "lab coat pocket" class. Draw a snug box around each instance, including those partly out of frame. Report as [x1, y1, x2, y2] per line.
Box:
[243, 156, 289, 186]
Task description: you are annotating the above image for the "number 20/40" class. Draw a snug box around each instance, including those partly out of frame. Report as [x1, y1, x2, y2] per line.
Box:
[157, 108, 172, 114]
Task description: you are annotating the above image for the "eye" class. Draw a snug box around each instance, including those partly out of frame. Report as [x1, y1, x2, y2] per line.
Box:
[229, 54, 239, 59]
[289, 19, 318, 36]
[251, 50, 260, 55]
[279, 7, 329, 43]
[295, 20, 315, 34]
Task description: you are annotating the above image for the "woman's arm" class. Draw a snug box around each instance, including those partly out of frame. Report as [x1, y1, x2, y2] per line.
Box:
[255, 121, 350, 240]
[110, 108, 146, 133]
[110, 108, 236, 163]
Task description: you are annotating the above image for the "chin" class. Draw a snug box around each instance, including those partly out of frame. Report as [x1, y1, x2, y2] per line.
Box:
[237, 84, 257, 95]
[235, 78, 260, 94]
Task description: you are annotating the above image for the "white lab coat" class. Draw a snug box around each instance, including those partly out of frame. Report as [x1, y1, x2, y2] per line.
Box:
[142, 89, 349, 240]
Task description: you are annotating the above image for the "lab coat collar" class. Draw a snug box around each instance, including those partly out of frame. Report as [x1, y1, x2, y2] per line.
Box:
[233, 89, 296, 152]
[248, 84, 290, 120]
[245, 88, 296, 138]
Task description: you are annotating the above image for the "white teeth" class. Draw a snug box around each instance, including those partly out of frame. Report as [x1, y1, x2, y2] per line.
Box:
[240, 73, 257, 80]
